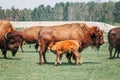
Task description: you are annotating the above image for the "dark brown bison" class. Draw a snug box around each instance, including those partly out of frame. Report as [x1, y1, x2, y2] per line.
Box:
[0, 20, 22, 58]
[49, 40, 82, 65]
[108, 27, 120, 59]
[19, 26, 43, 52]
[38, 23, 104, 64]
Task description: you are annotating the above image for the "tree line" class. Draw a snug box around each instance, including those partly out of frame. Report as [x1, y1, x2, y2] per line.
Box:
[0, 1, 120, 23]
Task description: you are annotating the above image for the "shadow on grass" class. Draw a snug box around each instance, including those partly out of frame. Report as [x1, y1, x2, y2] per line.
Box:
[36, 62, 76, 66]
[36, 61, 101, 66]
[83, 61, 101, 64]
[0, 57, 21, 60]
[19, 51, 38, 53]
[106, 57, 120, 60]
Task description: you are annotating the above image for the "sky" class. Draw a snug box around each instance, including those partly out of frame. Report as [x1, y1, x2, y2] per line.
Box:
[0, 0, 120, 9]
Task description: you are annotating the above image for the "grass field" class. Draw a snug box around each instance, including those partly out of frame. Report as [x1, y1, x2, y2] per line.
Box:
[0, 42, 120, 80]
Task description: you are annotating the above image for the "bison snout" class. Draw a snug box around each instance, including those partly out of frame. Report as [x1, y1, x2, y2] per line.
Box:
[14, 46, 19, 49]
[14, 46, 19, 50]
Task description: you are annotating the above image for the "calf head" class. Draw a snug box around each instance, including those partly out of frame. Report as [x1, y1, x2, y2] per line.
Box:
[90, 26, 104, 50]
[5, 31, 23, 56]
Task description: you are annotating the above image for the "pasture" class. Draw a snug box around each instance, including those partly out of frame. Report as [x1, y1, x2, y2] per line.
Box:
[0, 42, 119, 80]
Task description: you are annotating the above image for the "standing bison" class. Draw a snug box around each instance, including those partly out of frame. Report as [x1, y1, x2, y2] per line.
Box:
[108, 27, 120, 59]
[38, 23, 104, 64]
[49, 40, 82, 65]
[19, 26, 43, 52]
[0, 20, 22, 58]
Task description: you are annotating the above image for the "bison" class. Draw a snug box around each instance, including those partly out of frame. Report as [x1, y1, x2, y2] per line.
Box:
[49, 40, 82, 65]
[108, 27, 120, 59]
[19, 26, 43, 52]
[38, 23, 104, 64]
[0, 20, 22, 58]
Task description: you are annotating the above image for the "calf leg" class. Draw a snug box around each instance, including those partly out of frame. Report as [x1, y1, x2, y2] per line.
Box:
[55, 53, 59, 65]
[59, 54, 63, 65]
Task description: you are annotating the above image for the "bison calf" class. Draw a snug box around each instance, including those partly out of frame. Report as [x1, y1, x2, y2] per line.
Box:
[49, 40, 82, 65]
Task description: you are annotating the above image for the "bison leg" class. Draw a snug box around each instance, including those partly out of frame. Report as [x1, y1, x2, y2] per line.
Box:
[20, 39, 24, 52]
[117, 51, 119, 58]
[43, 48, 48, 64]
[20, 43, 24, 52]
[35, 43, 39, 52]
[39, 44, 47, 64]
[109, 45, 113, 59]
[66, 53, 72, 64]
[1, 50, 7, 59]
[113, 49, 117, 58]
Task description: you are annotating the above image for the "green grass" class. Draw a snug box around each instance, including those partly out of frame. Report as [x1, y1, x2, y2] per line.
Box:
[0, 43, 120, 80]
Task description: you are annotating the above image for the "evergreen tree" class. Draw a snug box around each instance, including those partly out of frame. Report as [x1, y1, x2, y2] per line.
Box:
[113, 1, 120, 22]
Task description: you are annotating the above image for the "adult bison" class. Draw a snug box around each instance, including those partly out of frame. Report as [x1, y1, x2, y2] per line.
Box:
[0, 20, 22, 58]
[19, 26, 43, 52]
[38, 23, 104, 64]
[108, 27, 120, 59]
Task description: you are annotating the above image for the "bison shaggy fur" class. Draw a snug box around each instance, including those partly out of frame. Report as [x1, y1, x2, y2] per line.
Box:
[38, 23, 104, 64]
[108, 27, 120, 59]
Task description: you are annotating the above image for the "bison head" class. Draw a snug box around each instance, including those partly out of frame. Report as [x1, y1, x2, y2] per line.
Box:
[90, 26, 104, 50]
[5, 31, 23, 56]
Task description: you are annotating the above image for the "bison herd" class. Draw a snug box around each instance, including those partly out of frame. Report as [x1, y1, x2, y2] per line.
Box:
[0, 20, 119, 66]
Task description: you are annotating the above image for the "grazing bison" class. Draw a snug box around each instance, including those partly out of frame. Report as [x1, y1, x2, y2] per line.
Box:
[19, 26, 43, 52]
[38, 23, 104, 64]
[49, 40, 82, 65]
[0, 20, 22, 58]
[108, 27, 120, 59]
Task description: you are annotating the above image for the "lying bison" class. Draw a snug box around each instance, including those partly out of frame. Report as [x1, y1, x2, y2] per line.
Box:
[0, 20, 22, 58]
[19, 26, 43, 52]
[108, 27, 120, 59]
[38, 23, 104, 64]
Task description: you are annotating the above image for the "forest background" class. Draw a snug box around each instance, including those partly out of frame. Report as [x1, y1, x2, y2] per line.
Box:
[0, 1, 120, 25]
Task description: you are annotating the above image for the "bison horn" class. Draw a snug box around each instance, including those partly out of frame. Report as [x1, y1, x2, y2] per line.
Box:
[96, 27, 99, 32]
[5, 33, 8, 39]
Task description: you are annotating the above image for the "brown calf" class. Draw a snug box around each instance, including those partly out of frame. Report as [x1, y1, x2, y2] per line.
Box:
[49, 40, 82, 65]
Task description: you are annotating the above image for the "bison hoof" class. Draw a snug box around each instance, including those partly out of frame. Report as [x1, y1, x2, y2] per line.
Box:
[4, 56, 7, 59]
[79, 61, 82, 65]
[39, 62, 42, 65]
[44, 61, 48, 64]
[22, 51, 24, 52]
[109, 57, 113, 59]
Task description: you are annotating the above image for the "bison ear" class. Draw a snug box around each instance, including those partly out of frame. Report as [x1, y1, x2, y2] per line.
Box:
[90, 26, 99, 34]
[90, 27, 95, 35]
[90, 26, 99, 38]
